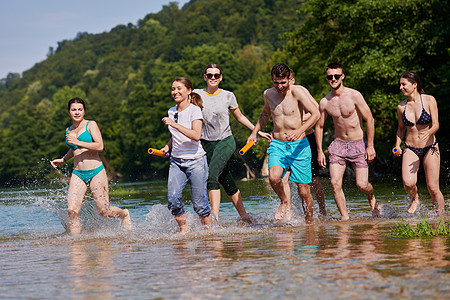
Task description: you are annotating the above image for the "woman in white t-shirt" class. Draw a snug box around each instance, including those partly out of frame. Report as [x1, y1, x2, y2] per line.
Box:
[161, 77, 212, 234]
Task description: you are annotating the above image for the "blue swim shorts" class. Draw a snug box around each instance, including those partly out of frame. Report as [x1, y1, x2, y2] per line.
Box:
[267, 138, 312, 184]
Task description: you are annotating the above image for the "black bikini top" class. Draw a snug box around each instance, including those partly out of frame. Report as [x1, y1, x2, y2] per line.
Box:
[402, 95, 431, 126]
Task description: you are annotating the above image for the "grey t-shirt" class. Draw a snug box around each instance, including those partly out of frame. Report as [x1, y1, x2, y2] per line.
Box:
[193, 88, 238, 141]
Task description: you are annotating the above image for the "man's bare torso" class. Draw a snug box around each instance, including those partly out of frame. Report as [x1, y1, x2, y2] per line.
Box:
[265, 86, 305, 141]
[320, 87, 364, 141]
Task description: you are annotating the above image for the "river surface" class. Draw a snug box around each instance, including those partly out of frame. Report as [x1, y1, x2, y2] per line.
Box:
[1, 177, 449, 299]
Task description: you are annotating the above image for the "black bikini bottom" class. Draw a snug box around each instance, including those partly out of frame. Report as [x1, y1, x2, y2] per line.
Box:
[404, 139, 438, 159]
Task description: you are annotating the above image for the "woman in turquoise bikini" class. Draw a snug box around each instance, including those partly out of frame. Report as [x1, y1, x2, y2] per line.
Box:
[51, 97, 132, 235]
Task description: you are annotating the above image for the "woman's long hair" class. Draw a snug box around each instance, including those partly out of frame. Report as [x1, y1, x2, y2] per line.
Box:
[400, 71, 424, 94]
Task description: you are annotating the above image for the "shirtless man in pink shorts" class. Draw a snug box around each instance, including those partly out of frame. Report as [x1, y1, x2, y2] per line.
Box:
[316, 63, 381, 220]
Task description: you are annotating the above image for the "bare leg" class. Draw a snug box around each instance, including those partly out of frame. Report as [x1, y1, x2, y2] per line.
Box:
[423, 146, 444, 217]
[67, 174, 87, 235]
[281, 172, 293, 221]
[311, 176, 326, 216]
[228, 190, 251, 222]
[90, 170, 132, 230]
[402, 150, 420, 214]
[329, 164, 349, 220]
[175, 214, 189, 234]
[200, 214, 213, 230]
[354, 167, 381, 217]
[297, 183, 314, 224]
[208, 189, 221, 221]
[269, 166, 292, 221]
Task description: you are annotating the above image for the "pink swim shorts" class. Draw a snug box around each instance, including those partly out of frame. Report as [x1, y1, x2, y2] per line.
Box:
[328, 138, 368, 168]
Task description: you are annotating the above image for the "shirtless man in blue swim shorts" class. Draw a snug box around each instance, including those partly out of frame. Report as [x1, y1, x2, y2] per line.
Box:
[316, 63, 381, 220]
[248, 63, 320, 224]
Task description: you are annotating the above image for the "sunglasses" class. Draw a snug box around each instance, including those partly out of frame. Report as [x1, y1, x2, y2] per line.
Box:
[174, 112, 178, 123]
[205, 73, 222, 79]
[326, 74, 342, 80]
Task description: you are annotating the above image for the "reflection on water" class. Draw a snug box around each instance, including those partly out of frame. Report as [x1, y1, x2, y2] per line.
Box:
[69, 240, 116, 299]
[0, 178, 449, 298]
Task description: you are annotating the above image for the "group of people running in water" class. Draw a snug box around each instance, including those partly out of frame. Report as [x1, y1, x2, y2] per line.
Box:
[51, 62, 444, 235]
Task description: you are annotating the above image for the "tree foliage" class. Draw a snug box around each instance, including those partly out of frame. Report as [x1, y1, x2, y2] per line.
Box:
[0, 0, 448, 184]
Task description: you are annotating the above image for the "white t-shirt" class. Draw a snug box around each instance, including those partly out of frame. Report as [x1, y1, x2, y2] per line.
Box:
[193, 89, 238, 141]
[168, 104, 206, 159]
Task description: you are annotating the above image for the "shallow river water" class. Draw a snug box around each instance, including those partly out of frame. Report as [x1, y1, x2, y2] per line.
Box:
[1, 177, 449, 299]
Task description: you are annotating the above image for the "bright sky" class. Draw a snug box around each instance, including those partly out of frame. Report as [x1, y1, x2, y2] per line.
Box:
[0, 0, 190, 79]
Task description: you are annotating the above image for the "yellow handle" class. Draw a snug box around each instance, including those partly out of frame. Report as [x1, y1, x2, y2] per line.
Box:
[392, 147, 402, 157]
[239, 140, 255, 155]
[148, 148, 168, 157]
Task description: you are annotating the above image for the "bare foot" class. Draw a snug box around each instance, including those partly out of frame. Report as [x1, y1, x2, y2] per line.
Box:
[305, 214, 314, 224]
[372, 204, 382, 217]
[407, 199, 419, 214]
[240, 214, 254, 224]
[275, 203, 288, 220]
[285, 208, 293, 222]
[122, 209, 132, 230]
[340, 215, 350, 221]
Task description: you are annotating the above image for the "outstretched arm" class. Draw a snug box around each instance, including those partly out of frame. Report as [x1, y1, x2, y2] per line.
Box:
[247, 92, 272, 143]
[231, 107, 272, 141]
[50, 149, 73, 168]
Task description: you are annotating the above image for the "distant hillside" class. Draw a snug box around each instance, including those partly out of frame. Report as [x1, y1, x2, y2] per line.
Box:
[0, 0, 448, 185]
[0, 0, 306, 183]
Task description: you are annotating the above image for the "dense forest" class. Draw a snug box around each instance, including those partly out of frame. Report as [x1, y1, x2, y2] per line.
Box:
[0, 0, 448, 185]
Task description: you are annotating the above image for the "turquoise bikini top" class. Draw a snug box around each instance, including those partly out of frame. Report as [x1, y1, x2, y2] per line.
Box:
[66, 121, 93, 150]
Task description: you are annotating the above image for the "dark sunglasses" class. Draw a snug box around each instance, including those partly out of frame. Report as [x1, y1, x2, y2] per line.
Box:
[205, 73, 222, 79]
[174, 112, 178, 123]
[326, 74, 342, 80]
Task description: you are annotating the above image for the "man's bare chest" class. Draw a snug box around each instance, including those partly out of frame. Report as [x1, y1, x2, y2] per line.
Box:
[326, 100, 356, 119]
[270, 98, 301, 117]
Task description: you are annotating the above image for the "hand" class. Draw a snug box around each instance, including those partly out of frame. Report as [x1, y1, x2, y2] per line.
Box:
[162, 117, 176, 127]
[247, 133, 258, 145]
[365, 146, 376, 162]
[420, 130, 431, 141]
[161, 145, 170, 154]
[318, 152, 327, 168]
[258, 131, 273, 142]
[392, 146, 402, 157]
[65, 133, 79, 147]
[285, 129, 301, 141]
[50, 158, 64, 169]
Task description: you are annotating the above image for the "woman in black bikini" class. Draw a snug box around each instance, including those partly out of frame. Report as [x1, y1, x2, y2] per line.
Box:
[395, 71, 444, 216]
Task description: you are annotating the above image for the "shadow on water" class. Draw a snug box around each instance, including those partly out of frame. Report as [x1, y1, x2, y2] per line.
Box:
[0, 178, 449, 298]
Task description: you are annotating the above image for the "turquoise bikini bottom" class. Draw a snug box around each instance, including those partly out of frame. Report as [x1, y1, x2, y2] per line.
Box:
[72, 164, 105, 184]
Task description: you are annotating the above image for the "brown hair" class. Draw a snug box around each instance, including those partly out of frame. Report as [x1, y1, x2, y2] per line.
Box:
[68, 97, 86, 111]
[400, 71, 424, 94]
[326, 62, 343, 72]
[204, 64, 222, 75]
[271, 63, 291, 78]
[172, 77, 203, 109]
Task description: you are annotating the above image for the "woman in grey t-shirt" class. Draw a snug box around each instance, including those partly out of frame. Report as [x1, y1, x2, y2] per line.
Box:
[194, 64, 270, 222]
